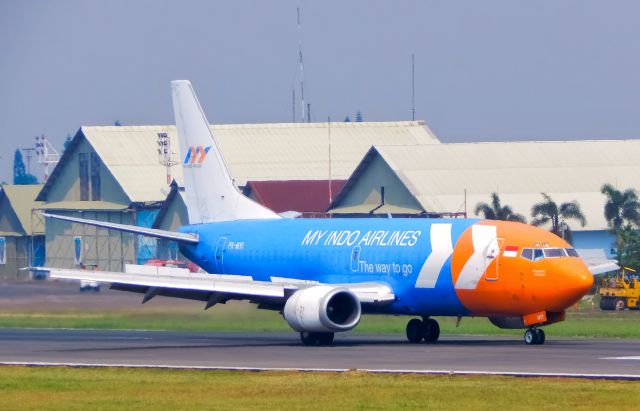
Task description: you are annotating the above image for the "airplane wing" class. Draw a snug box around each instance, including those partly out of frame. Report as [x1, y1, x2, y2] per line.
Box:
[576, 249, 619, 276]
[582, 258, 619, 276]
[40, 266, 395, 308]
[40, 213, 199, 244]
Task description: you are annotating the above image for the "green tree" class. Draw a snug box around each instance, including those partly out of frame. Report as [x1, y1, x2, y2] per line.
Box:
[474, 192, 526, 223]
[601, 183, 640, 231]
[530, 193, 586, 243]
[63, 133, 73, 151]
[616, 225, 640, 271]
[12, 149, 38, 185]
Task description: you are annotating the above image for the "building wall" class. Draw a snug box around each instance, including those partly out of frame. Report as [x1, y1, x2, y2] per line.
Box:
[45, 210, 136, 271]
[331, 155, 423, 214]
[46, 138, 129, 204]
[0, 236, 32, 281]
[0, 197, 22, 234]
[155, 192, 189, 261]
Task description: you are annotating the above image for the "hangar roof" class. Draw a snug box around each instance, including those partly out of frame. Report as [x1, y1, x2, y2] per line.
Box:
[39, 121, 438, 204]
[0, 184, 44, 235]
[332, 140, 640, 231]
[243, 180, 346, 213]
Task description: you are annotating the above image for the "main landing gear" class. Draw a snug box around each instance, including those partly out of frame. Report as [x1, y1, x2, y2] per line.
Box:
[524, 328, 545, 345]
[406, 317, 440, 343]
[300, 331, 335, 346]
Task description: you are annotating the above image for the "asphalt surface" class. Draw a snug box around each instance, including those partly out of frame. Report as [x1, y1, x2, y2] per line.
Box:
[1, 328, 640, 378]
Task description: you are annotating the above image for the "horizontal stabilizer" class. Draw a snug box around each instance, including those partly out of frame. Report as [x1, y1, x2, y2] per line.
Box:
[41, 213, 199, 244]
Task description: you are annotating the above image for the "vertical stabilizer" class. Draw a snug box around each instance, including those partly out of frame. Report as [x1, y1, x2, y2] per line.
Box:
[171, 80, 280, 224]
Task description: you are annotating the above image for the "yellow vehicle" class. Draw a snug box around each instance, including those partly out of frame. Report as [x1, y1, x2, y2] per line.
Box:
[599, 267, 640, 311]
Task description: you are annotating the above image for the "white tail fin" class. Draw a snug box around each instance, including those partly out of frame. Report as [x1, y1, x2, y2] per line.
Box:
[171, 80, 280, 224]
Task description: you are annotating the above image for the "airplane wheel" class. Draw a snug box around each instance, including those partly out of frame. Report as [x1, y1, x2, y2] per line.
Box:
[524, 329, 537, 345]
[615, 298, 626, 311]
[423, 319, 440, 343]
[535, 328, 545, 345]
[406, 319, 424, 343]
[317, 332, 335, 345]
[300, 332, 319, 346]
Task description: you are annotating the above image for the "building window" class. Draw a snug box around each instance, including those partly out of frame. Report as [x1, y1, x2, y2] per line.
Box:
[79, 153, 89, 201]
[91, 152, 101, 201]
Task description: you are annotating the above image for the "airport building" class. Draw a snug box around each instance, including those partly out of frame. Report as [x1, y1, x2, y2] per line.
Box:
[2, 116, 636, 276]
[328, 140, 640, 257]
[38, 121, 436, 270]
[0, 184, 44, 280]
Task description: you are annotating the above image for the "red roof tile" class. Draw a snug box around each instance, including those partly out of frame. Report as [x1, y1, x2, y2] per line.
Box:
[244, 180, 346, 213]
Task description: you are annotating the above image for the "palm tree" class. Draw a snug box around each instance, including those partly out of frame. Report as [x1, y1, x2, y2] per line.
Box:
[601, 183, 640, 231]
[474, 193, 526, 223]
[530, 193, 586, 242]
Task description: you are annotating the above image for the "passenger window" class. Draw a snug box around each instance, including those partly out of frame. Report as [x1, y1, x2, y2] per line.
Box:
[543, 248, 564, 258]
[521, 249, 533, 260]
[533, 249, 544, 261]
[566, 248, 579, 257]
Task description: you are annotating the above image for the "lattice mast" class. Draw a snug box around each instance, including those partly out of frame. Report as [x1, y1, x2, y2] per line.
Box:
[157, 132, 179, 185]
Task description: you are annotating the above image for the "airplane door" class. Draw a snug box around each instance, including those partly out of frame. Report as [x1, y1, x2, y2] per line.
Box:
[214, 237, 227, 273]
[484, 238, 504, 281]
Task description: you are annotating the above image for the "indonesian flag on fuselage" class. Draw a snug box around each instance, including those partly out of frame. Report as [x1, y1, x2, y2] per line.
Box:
[503, 245, 519, 258]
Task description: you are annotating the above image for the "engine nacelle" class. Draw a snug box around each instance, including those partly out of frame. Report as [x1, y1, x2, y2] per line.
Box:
[283, 286, 361, 332]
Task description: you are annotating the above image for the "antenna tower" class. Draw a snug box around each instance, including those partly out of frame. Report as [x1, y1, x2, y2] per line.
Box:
[157, 132, 178, 185]
[297, 5, 307, 122]
[35, 135, 60, 181]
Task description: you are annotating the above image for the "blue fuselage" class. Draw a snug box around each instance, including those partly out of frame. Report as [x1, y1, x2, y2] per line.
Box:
[178, 218, 479, 316]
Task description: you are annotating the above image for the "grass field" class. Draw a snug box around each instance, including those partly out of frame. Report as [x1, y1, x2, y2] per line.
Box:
[0, 297, 639, 339]
[1, 366, 640, 410]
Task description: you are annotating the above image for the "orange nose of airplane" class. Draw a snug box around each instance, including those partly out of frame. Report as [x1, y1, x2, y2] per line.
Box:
[551, 260, 594, 311]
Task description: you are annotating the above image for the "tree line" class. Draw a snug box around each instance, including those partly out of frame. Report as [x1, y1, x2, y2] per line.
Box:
[474, 185, 640, 269]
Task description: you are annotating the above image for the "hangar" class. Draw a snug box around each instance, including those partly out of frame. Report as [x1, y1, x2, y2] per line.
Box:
[328, 140, 640, 257]
[0, 184, 44, 280]
[39, 121, 437, 270]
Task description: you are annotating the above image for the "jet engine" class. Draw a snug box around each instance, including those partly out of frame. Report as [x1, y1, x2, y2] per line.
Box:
[283, 286, 361, 332]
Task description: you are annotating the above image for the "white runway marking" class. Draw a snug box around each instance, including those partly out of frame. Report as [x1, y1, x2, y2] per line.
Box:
[1, 361, 639, 380]
[601, 356, 640, 360]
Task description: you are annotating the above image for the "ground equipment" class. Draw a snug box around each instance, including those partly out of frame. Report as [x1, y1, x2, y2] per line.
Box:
[599, 267, 640, 310]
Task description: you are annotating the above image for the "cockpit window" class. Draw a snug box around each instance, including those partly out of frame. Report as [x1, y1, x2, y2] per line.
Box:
[543, 248, 565, 258]
[533, 249, 544, 261]
[565, 248, 579, 257]
[521, 249, 533, 260]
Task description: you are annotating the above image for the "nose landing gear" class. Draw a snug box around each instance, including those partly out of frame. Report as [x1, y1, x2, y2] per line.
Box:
[406, 317, 440, 343]
[524, 327, 545, 345]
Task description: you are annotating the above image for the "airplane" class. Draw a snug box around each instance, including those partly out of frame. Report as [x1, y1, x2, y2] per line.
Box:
[39, 80, 599, 346]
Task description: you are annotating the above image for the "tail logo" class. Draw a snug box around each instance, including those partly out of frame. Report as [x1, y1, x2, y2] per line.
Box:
[183, 146, 211, 168]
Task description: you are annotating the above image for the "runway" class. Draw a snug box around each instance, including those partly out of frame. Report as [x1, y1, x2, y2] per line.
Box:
[1, 328, 640, 379]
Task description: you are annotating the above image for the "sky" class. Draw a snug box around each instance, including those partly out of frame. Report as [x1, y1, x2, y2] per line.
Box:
[2, 1, 640, 183]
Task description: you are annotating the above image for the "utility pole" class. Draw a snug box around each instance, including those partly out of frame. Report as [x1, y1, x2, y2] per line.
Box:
[411, 53, 416, 121]
[328, 116, 332, 204]
[21, 148, 35, 175]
